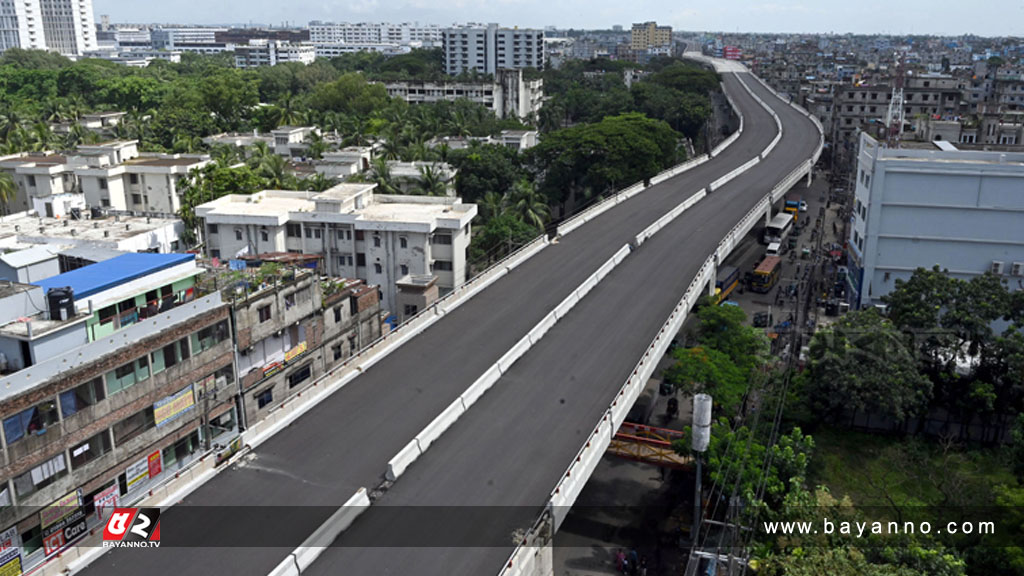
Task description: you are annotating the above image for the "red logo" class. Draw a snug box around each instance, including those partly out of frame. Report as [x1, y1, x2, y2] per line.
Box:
[102, 508, 161, 548]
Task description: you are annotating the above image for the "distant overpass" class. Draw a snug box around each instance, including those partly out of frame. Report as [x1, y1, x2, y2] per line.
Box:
[73, 57, 822, 576]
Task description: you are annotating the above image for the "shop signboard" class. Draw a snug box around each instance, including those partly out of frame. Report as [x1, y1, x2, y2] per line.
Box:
[42, 508, 86, 557]
[154, 385, 195, 428]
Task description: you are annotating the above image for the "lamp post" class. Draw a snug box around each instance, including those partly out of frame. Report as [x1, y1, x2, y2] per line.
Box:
[692, 393, 712, 544]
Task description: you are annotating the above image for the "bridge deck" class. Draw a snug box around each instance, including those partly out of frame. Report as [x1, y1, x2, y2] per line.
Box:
[301, 73, 820, 576]
[79, 71, 814, 576]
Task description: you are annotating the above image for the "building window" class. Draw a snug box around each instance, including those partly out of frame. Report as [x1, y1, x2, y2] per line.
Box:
[258, 305, 272, 323]
[12, 453, 67, 499]
[400, 264, 408, 275]
[60, 378, 106, 418]
[3, 400, 60, 444]
[332, 344, 343, 361]
[256, 388, 273, 409]
[287, 224, 301, 238]
[432, 233, 452, 245]
[374, 263, 382, 274]
[433, 260, 453, 271]
[209, 224, 219, 235]
[305, 228, 312, 238]
[355, 231, 364, 241]
[288, 364, 312, 388]
[261, 229, 269, 242]
[130, 174, 139, 185]
[113, 407, 156, 444]
[373, 235, 381, 248]
[334, 306, 342, 323]
[356, 253, 366, 267]
[99, 178, 107, 190]
[211, 249, 221, 259]
[235, 228, 243, 241]
[132, 193, 143, 204]
[107, 357, 150, 395]
[399, 236, 407, 249]
[404, 304, 418, 316]
[70, 429, 113, 469]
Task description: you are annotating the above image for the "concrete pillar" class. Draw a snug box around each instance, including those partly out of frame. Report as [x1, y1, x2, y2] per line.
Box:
[765, 202, 773, 225]
[805, 160, 813, 187]
[708, 261, 718, 296]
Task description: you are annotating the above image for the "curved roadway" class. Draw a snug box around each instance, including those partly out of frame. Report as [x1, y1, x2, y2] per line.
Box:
[82, 71, 816, 576]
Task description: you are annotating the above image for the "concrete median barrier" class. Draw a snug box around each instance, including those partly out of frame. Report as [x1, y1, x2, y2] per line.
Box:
[386, 439, 423, 482]
[415, 399, 467, 453]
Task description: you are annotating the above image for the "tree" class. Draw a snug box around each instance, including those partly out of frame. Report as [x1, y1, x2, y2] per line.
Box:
[529, 113, 679, 212]
[178, 164, 264, 246]
[806, 308, 932, 422]
[199, 71, 258, 130]
[309, 73, 389, 117]
[505, 179, 550, 231]
[305, 130, 327, 160]
[413, 165, 448, 196]
[449, 144, 524, 204]
[0, 172, 16, 215]
[369, 157, 398, 195]
[469, 212, 538, 264]
[664, 347, 748, 414]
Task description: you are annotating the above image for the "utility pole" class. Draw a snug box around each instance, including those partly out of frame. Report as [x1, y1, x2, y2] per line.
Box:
[691, 393, 712, 543]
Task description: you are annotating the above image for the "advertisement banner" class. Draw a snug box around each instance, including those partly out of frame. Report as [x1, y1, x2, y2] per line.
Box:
[147, 451, 162, 479]
[39, 489, 81, 529]
[42, 508, 86, 557]
[285, 341, 307, 363]
[153, 385, 195, 428]
[94, 484, 120, 519]
[0, 527, 17, 553]
[126, 457, 149, 493]
[0, 549, 20, 576]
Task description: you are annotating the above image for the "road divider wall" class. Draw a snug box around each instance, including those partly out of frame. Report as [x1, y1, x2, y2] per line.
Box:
[708, 156, 759, 192]
[267, 488, 372, 575]
[633, 189, 707, 248]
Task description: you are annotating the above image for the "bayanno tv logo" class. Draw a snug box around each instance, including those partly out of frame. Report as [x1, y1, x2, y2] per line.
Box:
[102, 508, 161, 548]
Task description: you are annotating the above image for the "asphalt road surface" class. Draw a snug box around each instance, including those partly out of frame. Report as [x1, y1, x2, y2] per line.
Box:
[82, 71, 813, 576]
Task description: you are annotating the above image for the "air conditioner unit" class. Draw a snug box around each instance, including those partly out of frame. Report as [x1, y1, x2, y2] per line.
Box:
[991, 260, 1004, 275]
[1012, 262, 1024, 277]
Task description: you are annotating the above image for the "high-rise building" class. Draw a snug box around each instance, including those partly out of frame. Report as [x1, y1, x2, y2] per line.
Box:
[846, 133, 1024, 308]
[308, 21, 441, 46]
[0, 0, 46, 53]
[442, 24, 544, 76]
[630, 21, 672, 51]
[38, 0, 97, 55]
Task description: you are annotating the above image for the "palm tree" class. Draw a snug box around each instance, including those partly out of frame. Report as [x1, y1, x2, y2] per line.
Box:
[413, 165, 448, 196]
[306, 131, 327, 160]
[304, 172, 335, 192]
[506, 179, 550, 230]
[173, 134, 203, 154]
[0, 107, 24, 140]
[478, 191, 505, 223]
[380, 138, 403, 161]
[370, 157, 398, 195]
[41, 99, 66, 123]
[0, 172, 17, 216]
[246, 141, 273, 168]
[258, 154, 292, 189]
[29, 122, 54, 152]
[210, 144, 241, 167]
[64, 123, 89, 148]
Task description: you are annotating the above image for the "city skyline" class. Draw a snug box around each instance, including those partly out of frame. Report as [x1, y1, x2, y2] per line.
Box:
[90, 0, 1024, 37]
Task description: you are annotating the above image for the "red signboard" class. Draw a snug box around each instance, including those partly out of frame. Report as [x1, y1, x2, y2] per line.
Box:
[148, 451, 162, 479]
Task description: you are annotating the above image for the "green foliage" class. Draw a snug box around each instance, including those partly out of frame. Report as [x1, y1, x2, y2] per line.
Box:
[468, 212, 539, 265]
[530, 112, 679, 209]
[806, 308, 931, 421]
[178, 164, 264, 246]
[0, 48, 71, 70]
[309, 73, 389, 116]
[448, 144, 525, 204]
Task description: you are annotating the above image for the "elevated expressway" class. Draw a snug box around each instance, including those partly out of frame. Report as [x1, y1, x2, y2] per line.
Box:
[75, 59, 821, 576]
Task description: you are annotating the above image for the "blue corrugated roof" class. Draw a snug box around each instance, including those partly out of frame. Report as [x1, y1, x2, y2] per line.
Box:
[33, 253, 196, 299]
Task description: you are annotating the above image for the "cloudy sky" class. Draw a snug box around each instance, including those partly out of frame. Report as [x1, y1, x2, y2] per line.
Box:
[93, 0, 1024, 36]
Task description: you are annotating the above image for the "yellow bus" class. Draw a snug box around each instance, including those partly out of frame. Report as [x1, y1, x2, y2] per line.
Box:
[750, 255, 782, 294]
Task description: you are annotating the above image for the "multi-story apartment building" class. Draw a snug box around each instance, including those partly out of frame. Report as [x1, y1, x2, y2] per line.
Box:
[0, 0, 46, 52]
[313, 43, 405, 58]
[38, 0, 96, 55]
[383, 68, 543, 120]
[0, 253, 236, 571]
[630, 21, 672, 51]
[218, 265, 381, 424]
[196, 183, 477, 310]
[0, 212, 184, 254]
[150, 26, 230, 54]
[234, 40, 316, 68]
[846, 133, 1024, 307]
[1, 141, 209, 218]
[308, 21, 442, 46]
[442, 24, 544, 76]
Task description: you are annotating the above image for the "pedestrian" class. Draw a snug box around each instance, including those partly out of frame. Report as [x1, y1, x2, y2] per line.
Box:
[629, 549, 639, 575]
[616, 549, 626, 573]
[639, 557, 648, 576]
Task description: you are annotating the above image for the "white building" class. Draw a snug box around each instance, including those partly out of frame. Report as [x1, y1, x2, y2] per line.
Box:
[270, 126, 318, 156]
[443, 24, 544, 75]
[0, 0, 46, 52]
[847, 133, 1024, 307]
[313, 42, 406, 58]
[150, 26, 230, 54]
[196, 184, 477, 310]
[0, 141, 209, 218]
[39, 0, 97, 55]
[384, 69, 543, 120]
[235, 40, 316, 68]
[308, 21, 442, 46]
[0, 211, 185, 253]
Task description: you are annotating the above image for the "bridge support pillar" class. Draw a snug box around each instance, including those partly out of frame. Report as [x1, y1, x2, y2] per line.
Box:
[765, 202, 773, 225]
[805, 161, 813, 187]
[508, 515, 555, 576]
[708, 261, 717, 297]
